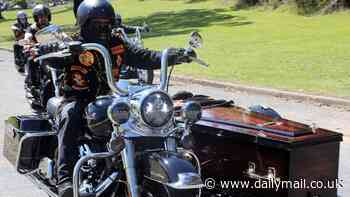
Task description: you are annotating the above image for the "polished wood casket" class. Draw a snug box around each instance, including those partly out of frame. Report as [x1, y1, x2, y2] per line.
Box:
[175, 98, 343, 197]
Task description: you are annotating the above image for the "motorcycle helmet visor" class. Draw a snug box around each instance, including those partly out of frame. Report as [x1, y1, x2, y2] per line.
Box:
[37, 15, 49, 27]
[85, 18, 113, 44]
[19, 17, 27, 25]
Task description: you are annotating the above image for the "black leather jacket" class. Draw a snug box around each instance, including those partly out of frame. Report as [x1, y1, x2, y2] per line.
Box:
[63, 35, 179, 99]
[12, 22, 31, 40]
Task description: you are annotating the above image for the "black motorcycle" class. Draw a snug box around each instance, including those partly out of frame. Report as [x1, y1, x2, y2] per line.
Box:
[12, 25, 28, 73]
[22, 40, 64, 112]
[3, 24, 206, 197]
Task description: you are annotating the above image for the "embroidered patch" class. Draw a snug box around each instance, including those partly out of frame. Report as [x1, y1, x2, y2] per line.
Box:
[79, 51, 95, 67]
[71, 65, 89, 74]
[112, 67, 120, 81]
[111, 45, 125, 55]
[116, 55, 123, 66]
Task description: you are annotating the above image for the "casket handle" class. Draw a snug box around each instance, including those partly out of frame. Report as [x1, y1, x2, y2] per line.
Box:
[244, 161, 281, 182]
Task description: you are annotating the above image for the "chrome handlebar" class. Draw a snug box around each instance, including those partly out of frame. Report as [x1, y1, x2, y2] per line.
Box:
[81, 43, 129, 96]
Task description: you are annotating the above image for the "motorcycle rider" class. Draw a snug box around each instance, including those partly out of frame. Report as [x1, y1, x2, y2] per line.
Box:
[24, 4, 51, 43]
[12, 11, 31, 72]
[11, 11, 31, 41]
[57, 0, 192, 196]
[23, 4, 52, 110]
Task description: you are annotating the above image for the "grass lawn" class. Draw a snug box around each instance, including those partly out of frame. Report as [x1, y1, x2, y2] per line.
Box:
[1, 0, 350, 97]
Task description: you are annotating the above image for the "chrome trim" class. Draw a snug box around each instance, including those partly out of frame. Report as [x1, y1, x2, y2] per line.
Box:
[47, 66, 62, 97]
[95, 172, 119, 197]
[160, 48, 169, 91]
[122, 139, 140, 197]
[144, 172, 203, 190]
[243, 161, 281, 182]
[177, 148, 202, 176]
[165, 137, 176, 152]
[81, 43, 128, 96]
[128, 89, 175, 136]
[166, 172, 204, 190]
[73, 152, 115, 197]
[16, 131, 57, 174]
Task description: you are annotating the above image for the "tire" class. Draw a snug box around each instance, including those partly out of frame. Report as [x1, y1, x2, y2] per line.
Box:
[137, 69, 154, 85]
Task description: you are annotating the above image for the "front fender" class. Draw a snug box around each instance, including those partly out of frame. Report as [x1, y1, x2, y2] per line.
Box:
[143, 151, 203, 190]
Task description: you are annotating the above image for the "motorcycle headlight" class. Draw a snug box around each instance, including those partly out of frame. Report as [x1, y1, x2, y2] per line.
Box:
[140, 91, 174, 127]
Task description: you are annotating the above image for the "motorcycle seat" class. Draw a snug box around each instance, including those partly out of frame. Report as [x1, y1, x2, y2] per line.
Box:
[46, 97, 64, 118]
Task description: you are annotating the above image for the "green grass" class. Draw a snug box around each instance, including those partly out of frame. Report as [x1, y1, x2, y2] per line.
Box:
[1, 0, 350, 97]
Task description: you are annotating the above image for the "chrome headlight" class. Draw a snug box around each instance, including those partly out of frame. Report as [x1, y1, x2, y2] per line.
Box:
[140, 91, 174, 127]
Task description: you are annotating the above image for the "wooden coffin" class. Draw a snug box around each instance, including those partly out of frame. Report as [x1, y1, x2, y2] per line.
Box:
[176, 100, 343, 197]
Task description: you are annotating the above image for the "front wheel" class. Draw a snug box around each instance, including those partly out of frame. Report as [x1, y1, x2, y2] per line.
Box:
[137, 69, 154, 85]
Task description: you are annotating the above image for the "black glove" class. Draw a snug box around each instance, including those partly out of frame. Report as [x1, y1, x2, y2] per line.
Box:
[141, 24, 150, 33]
[168, 48, 196, 65]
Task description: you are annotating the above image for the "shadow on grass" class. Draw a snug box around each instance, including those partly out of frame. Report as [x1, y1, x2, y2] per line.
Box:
[125, 8, 253, 38]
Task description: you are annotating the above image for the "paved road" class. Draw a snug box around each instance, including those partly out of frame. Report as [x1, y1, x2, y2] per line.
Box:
[0, 50, 349, 196]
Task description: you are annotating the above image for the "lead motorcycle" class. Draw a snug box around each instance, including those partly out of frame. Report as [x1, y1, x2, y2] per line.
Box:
[3, 24, 207, 197]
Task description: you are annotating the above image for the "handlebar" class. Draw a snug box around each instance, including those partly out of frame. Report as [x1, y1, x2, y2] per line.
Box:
[81, 43, 129, 96]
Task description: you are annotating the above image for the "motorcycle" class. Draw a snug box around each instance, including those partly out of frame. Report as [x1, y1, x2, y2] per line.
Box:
[18, 37, 65, 112]
[12, 25, 28, 73]
[6, 25, 343, 197]
[3, 24, 207, 197]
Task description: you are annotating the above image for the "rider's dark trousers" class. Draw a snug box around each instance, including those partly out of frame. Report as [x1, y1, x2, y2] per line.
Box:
[25, 58, 40, 88]
[13, 43, 25, 69]
[57, 99, 86, 184]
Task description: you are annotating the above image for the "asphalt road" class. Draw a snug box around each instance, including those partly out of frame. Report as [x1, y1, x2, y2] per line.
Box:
[0, 50, 349, 196]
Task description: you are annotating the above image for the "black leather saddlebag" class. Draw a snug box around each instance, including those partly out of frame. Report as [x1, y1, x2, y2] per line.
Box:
[3, 115, 56, 174]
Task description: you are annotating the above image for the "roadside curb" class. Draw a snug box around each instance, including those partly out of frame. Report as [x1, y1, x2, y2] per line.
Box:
[167, 75, 350, 108]
[2, 48, 350, 107]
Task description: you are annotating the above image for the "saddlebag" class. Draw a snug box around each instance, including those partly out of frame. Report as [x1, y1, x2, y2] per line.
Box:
[3, 115, 56, 174]
[175, 96, 343, 197]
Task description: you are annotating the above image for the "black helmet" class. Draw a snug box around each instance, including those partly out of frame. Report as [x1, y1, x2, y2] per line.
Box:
[85, 96, 114, 138]
[16, 11, 28, 20]
[32, 4, 51, 23]
[77, 0, 115, 45]
[16, 11, 28, 26]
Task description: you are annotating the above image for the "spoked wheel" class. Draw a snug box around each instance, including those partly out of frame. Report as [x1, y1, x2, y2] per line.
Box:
[137, 69, 154, 85]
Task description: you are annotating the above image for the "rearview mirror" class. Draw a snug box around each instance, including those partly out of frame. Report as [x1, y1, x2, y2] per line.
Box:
[189, 32, 203, 49]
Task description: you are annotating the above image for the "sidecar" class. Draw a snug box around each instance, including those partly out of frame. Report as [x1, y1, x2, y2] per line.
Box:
[174, 95, 342, 197]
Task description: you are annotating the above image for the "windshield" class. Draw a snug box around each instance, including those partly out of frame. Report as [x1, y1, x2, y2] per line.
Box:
[35, 24, 73, 45]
